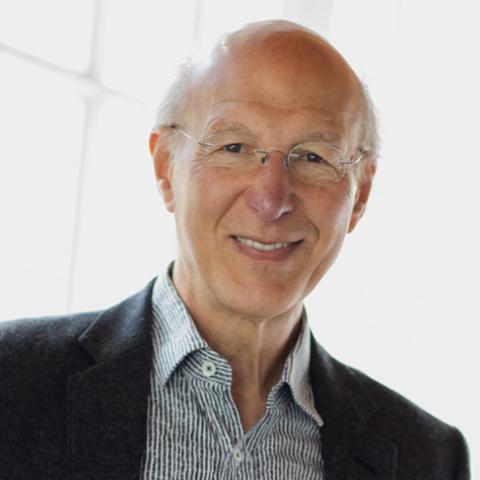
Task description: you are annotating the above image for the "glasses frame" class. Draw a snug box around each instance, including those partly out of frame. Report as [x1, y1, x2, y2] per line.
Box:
[169, 123, 364, 183]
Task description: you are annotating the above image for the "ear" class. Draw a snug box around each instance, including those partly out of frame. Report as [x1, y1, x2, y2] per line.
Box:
[347, 162, 376, 233]
[149, 128, 175, 212]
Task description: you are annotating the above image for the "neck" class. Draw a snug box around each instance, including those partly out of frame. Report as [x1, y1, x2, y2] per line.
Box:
[196, 306, 303, 397]
[172, 263, 304, 396]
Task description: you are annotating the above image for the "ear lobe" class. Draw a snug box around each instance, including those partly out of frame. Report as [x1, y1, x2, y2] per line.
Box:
[149, 129, 175, 213]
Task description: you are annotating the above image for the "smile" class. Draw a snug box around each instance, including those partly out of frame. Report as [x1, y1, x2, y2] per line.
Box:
[234, 236, 297, 251]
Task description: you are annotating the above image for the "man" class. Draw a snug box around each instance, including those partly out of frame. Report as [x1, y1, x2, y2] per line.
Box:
[0, 20, 470, 480]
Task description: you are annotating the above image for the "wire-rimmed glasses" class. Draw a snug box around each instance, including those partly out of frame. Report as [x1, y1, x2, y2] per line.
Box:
[170, 123, 364, 186]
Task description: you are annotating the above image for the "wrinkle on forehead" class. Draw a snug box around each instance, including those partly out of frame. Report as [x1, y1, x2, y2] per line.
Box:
[202, 100, 343, 139]
[201, 102, 346, 152]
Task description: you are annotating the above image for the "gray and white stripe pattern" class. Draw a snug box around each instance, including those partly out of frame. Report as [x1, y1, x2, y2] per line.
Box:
[141, 268, 324, 479]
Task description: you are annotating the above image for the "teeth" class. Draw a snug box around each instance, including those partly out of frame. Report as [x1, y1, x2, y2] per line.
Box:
[236, 236, 292, 251]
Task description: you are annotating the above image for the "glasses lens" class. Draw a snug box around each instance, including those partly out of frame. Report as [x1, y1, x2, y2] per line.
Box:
[205, 141, 257, 174]
[289, 142, 345, 185]
[199, 135, 347, 185]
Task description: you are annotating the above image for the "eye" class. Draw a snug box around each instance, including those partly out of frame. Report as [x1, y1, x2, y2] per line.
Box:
[223, 143, 245, 153]
[305, 152, 325, 163]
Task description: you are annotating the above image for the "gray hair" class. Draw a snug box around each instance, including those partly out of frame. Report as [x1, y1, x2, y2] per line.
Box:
[155, 60, 197, 131]
[154, 59, 380, 182]
[356, 80, 380, 180]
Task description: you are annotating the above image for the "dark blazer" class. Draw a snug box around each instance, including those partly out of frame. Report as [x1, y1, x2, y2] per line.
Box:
[0, 279, 470, 479]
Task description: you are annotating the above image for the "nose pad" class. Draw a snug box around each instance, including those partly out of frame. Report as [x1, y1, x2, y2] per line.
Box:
[260, 150, 289, 169]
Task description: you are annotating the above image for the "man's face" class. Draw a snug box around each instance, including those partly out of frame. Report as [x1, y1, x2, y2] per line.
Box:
[153, 29, 371, 321]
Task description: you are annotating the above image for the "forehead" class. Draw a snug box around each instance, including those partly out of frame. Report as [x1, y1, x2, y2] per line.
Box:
[203, 101, 343, 146]
[192, 29, 364, 139]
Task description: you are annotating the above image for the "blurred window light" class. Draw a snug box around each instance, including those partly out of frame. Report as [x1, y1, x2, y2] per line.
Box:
[67, 97, 175, 310]
[0, 0, 96, 72]
[0, 54, 85, 319]
[100, 0, 197, 104]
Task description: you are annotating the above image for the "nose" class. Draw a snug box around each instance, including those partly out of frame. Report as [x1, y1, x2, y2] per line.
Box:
[245, 151, 295, 223]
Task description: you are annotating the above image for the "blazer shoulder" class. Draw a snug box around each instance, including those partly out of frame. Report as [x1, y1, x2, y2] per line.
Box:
[311, 340, 464, 437]
[348, 364, 456, 432]
[347, 363, 470, 479]
[310, 340, 470, 478]
[0, 311, 102, 394]
[0, 311, 98, 358]
[0, 277, 156, 367]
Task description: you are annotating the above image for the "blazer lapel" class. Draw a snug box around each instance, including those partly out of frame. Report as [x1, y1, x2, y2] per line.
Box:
[310, 338, 398, 479]
[67, 280, 155, 480]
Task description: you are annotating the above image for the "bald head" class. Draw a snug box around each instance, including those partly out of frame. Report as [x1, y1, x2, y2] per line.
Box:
[204, 21, 364, 121]
[212, 20, 361, 100]
[156, 20, 378, 178]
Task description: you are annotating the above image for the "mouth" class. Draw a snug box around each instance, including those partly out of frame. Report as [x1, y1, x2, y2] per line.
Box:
[231, 235, 303, 260]
[234, 236, 299, 251]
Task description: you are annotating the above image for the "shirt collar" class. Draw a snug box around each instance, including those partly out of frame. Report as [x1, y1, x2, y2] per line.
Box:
[281, 311, 323, 427]
[150, 265, 208, 387]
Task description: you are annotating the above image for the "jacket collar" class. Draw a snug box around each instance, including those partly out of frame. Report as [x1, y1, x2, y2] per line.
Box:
[66, 278, 397, 479]
[66, 278, 156, 480]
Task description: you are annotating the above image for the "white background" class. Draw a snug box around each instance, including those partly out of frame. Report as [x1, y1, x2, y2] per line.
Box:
[0, 0, 478, 473]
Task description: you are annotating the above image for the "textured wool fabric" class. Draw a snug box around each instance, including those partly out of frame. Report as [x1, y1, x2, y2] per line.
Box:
[0, 277, 471, 479]
[141, 270, 324, 479]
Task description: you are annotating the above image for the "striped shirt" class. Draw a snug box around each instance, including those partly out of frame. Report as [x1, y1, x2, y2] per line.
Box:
[141, 267, 324, 479]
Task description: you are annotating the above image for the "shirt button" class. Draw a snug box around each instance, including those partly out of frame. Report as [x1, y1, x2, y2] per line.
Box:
[232, 447, 244, 463]
[201, 360, 216, 377]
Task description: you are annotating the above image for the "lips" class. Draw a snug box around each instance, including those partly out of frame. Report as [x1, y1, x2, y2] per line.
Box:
[236, 236, 290, 251]
[233, 235, 302, 252]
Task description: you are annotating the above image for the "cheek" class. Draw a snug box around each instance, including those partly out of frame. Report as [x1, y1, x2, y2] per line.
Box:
[174, 162, 241, 233]
[301, 186, 355, 292]
[308, 182, 355, 239]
